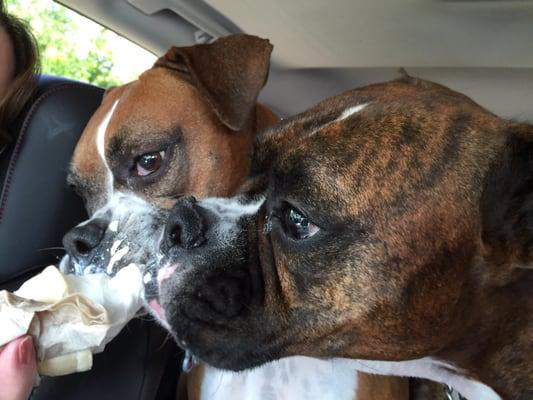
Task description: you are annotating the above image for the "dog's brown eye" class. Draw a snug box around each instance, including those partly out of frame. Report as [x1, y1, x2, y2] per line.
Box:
[132, 151, 165, 177]
[283, 206, 320, 240]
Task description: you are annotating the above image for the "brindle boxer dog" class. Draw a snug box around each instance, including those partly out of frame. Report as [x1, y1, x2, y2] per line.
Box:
[156, 76, 533, 399]
[60, 34, 406, 400]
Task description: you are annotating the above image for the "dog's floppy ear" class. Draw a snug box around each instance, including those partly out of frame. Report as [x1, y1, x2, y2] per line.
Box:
[481, 126, 533, 268]
[154, 34, 273, 131]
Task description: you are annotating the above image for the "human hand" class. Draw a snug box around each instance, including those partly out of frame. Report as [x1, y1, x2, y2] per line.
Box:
[0, 336, 36, 400]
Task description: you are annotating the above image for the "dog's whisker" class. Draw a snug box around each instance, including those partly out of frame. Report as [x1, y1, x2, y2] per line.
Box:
[156, 331, 174, 351]
[37, 246, 66, 252]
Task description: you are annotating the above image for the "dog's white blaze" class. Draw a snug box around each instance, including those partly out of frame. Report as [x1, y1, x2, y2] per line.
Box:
[307, 103, 368, 137]
[199, 357, 357, 400]
[106, 245, 129, 274]
[95, 100, 119, 196]
[336, 103, 368, 122]
[335, 357, 501, 400]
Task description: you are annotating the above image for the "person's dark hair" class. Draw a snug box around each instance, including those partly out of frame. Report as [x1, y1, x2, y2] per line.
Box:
[0, 1, 40, 150]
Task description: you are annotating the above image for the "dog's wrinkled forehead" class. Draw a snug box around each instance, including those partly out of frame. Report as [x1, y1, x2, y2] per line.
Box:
[252, 78, 503, 219]
[69, 72, 191, 210]
[255, 77, 491, 166]
[250, 99, 374, 217]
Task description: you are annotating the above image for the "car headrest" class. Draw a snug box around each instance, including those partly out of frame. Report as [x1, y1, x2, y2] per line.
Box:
[0, 75, 104, 286]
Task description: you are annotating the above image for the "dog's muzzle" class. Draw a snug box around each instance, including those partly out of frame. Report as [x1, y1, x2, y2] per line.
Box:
[60, 193, 168, 284]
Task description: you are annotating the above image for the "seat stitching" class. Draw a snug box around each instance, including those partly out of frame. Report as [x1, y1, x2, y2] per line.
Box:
[0, 83, 102, 224]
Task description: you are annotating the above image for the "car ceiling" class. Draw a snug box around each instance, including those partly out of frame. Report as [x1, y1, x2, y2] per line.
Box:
[57, 0, 533, 119]
[206, 0, 533, 69]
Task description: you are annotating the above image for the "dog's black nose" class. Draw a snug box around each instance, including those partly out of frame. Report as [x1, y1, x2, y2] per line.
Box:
[62, 218, 108, 263]
[162, 196, 206, 253]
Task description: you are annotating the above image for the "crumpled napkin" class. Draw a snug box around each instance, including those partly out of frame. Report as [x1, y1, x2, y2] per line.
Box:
[0, 264, 143, 377]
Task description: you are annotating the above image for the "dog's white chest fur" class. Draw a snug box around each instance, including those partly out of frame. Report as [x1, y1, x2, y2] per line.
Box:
[199, 356, 502, 400]
[338, 357, 501, 400]
[199, 357, 357, 400]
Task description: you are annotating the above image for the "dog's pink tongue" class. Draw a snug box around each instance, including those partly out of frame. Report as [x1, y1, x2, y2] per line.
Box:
[149, 299, 166, 321]
[149, 265, 178, 322]
[157, 264, 177, 285]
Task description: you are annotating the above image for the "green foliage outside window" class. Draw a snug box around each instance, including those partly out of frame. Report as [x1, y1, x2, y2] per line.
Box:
[6, 0, 125, 87]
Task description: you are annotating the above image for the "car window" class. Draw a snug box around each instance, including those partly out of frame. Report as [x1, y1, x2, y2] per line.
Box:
[5, 0, 156, 87]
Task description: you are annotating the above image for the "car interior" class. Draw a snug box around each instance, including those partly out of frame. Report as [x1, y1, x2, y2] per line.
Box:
[1, 0, 533, 398]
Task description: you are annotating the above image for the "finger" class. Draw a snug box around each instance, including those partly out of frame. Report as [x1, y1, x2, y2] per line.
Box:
[0, 336, 37, 400]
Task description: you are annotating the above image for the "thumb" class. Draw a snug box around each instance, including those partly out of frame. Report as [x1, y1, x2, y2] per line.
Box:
[0, 336, 37, 400]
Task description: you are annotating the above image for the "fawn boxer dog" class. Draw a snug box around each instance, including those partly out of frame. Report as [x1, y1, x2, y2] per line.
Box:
[157, 75, 533, 400]
[60, 35, 406, 399]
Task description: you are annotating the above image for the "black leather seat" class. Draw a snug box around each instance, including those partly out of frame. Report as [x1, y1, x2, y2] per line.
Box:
[0, 75, 97, 287]
[0, 75, 180, 400]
